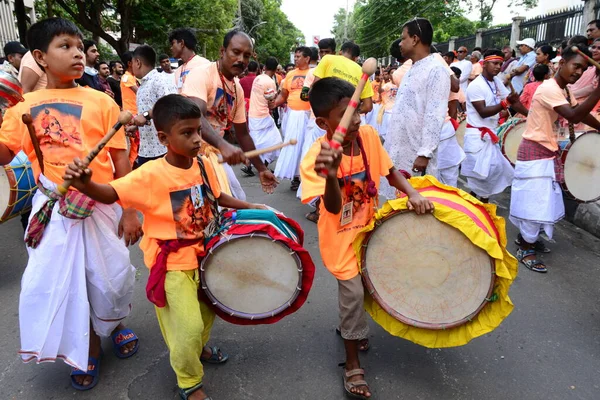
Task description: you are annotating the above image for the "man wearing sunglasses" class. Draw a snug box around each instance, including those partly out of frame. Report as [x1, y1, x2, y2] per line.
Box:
[451, 46, 472, 93]
[507, 38, 536, 94]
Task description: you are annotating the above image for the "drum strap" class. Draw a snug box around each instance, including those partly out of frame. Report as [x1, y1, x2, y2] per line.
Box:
[563, 87, 576, 143]
[196, 156, 221, 237]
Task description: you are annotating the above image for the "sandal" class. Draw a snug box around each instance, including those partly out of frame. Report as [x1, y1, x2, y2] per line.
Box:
[305, 211, 319, 223]
[335, 328, 370, 352]
[179, 382, 213, 400]
[342, 366, 371, 399]
[70, 355, 101, 391]
[290, 178, 301, 191]
[241, 165, 255, 177]
[514, 234, 551, 253]
[517, 248, 547, 273]
[111, 328, 139, 359]
[200, 346, 229, 364]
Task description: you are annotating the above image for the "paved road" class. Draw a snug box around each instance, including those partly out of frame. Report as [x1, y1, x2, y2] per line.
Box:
[1, 170, 599, 400]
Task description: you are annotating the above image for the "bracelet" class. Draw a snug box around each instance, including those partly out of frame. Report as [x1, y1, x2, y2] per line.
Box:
[500, 99, 509, 109]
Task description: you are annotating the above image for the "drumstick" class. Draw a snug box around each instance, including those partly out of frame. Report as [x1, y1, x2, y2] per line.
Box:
[21, 113, 44, 174]
[57, 110, 133, 195]
[571, 46, 600, 70]
[218, 139, 297, 163]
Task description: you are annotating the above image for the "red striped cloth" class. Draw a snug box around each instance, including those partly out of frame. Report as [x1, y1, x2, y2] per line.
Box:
[517, 138, 564, 183]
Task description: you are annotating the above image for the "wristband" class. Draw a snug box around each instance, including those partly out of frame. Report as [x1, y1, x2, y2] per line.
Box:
[501, 99, 509, 109]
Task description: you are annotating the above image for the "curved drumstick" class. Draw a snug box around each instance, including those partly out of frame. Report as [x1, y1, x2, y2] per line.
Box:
[57, 111, 133, 195]
[22, 114, 44, 174]
[218, 139, 297, 163]
[571, 46, 600, 70]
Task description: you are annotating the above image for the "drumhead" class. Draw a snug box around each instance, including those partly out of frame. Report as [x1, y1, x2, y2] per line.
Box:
[501, 119, 526, 165]
[201, 234, 302, 319]
[564, 132, 600, 202]
[0, 166, 10, 218]
[456, 120, 467, 148]
[362, 211, 495, 330]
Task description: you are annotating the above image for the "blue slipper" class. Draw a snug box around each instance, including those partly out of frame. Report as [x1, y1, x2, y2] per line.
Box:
[70, 355, 101, 391]
[200, 346, 229, 364]
[111, 328, 139, 359]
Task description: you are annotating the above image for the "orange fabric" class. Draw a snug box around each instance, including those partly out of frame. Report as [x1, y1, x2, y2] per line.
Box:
[282, 68, 311, 111]
[0, 86, 127, 186]
[110, 157, 221, 271]
[174, 54, 210, 92]
[18, 51, 47, 92]
[300, 125, 394, 280]
[469, 62, 482, 80]
[371, 80, 381, 103]
[120, 71, 138, 115]
[520, 81, 542, 110]
[392, 60, 411, 86]
[381, 82, 398, 111]
[523, 78, 574, 151]
[249, 74, 276, 119]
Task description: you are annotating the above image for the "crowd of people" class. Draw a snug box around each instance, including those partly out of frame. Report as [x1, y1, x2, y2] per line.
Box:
[0, 13, 598, 400]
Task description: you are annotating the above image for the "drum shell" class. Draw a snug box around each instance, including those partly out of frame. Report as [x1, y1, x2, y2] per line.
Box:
[0, 152, 36, 222]
[497, 118, 526, 166]
[560, 131, 600, 203]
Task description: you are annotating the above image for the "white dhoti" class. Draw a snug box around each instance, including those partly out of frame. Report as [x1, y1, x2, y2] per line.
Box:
[376, 110, 393, 142]
[365, 103, 381, 127]
[297, 118, 325, 199]
[223, 162, 246, 200]
[19, 175, 135, 372]
[249, 115, 283, 164]
[461, 127, 513, 198]
[274, 109, 309, 180]
[509, 158, 565, 243]
[437, 120, 466, 188]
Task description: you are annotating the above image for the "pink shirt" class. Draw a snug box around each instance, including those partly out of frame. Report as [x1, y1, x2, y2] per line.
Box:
[520, 81, 542, 110]
[568, 66, 596, 102]
[248, 74, 276, 119]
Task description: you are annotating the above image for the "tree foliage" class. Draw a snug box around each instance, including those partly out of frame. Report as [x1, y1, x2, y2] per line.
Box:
[470, 0, 538, 27]
[331, 7, 357, 47]
[433, 15, 477, 43]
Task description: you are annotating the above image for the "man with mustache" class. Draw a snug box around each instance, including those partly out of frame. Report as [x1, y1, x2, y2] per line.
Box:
[182, 30, 279, 198]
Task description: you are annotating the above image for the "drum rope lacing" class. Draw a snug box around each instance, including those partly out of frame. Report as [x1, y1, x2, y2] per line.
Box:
[1, 163, 36, 221]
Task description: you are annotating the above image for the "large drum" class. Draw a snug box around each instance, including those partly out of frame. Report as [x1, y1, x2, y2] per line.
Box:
[561, 132, 600, 203]
[200, 209, 315, 325]
[497, 118, 526, 165]
[354, 176, 517, 348]
[0, 152, 36, 223]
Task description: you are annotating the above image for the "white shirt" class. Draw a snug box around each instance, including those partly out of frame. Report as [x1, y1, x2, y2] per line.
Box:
[381, 55, 451, 198]
[451, 59, 472, 92]
[466, 74, 510, 131]
[136, 69, 177, 157]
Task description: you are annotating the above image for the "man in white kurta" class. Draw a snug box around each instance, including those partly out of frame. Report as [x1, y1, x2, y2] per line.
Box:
[451, 46, 473, 93]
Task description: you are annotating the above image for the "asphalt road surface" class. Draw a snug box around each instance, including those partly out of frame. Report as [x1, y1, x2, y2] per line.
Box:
[1, 170, 599, 400]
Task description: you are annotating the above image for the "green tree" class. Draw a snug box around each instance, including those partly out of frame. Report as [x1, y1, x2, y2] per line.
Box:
[471, 0, 538, 27]
[433, 15, 477, 43]
[331, 7, 356, 46]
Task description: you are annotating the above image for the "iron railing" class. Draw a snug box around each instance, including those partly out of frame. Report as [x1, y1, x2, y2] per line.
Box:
[481, 25, 511, 50]
[454, 35, 476, 51]
[520, 5, 584, 46]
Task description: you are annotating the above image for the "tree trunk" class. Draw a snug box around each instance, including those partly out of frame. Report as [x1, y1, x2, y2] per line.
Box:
[46, 0, 55, 18]
[14, 0, 28, 47]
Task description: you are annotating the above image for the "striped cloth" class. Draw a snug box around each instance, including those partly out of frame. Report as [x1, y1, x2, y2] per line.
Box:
[517, 138, 564, 183]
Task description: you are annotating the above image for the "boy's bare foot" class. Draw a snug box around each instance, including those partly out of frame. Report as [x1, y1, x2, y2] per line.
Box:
[188, 388, 210, 400]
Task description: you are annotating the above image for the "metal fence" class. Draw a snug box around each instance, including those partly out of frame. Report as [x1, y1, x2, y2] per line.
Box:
[481, 25, 511, 49]
[520, 5, 584, 46]
[454, 35, 476, 51]
[435, 41, 449, 54]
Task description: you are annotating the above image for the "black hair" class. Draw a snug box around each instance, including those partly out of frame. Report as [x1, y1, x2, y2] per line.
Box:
[340, 41, 360, 58]
[309, 46, 319, 61]
[402, 17, 433, 46]
[247, 60, 259, 72]
[318, 38, 336, 53]
[26, 17, 83, 53]
[444, 51, 456, 61]
[567, 35, 588, 50]
[133, 45, 156, 67]
[98, 60, 109, 68]
[562, 43, 592, 62]
[430, 45, 438, 54]
[83, 39, 97, 54]
[483, 49, 504, 59]
[390, 39, 401, 60]
[450, 66, 461, 78]
[265, 56, 278, 71]
[168, 28, 197, 51]
[374, 69, 380, 76]
[285, 63, 295, 70]
[158, 53, 170, 62]
[109, 60, 123, 72]
[121, 51, 134, 67]
[532, 64, 550, 81]
[537, 44, 557, 61]
[473, 47, 482, 52]
[295, 46, 312, 58]
[223, 29, 252, 48]
[153, 94, 202, 133]
[588, 19, 600, 29]
[308, 77, 354, 118]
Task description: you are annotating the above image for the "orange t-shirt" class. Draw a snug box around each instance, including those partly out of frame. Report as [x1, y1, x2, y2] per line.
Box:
[0, 86, 127, 185]
[371, 80, 381, 103]
[174, 54, 210, 92]
[300, 125, 394, 280]
[523, 78, 575, 151]
[110, 157, 221, 271]
[18, 51, 47, 92]
[469, 62, 483, 80]
[120, 71, 138, 115]
[181, 62, 246, 135]
[283, 68, 311, 111]
[381, 82, 398, 111]
[249, 73, 276, 119]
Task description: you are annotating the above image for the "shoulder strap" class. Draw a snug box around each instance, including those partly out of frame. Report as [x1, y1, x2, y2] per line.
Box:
[196, 156, 220, 222]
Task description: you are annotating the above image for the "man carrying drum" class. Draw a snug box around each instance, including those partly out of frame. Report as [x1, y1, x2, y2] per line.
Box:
[509, 44, 600, 273]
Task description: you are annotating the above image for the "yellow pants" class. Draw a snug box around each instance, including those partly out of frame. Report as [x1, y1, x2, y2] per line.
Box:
[155, 270, 216, 389]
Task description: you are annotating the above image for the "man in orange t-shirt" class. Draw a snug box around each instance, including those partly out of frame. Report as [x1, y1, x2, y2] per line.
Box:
[119, 51, 140, 164]
[271, 46, 312, 190]
[169, 28, 210, 92]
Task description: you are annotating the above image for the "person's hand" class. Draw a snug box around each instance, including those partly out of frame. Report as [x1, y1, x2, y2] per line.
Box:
[218, 141, 247, 165]
[499, 109, 509, 119]
[315, 140, 342, 179]
[259, 169, 279, 194]
[250, 203, 269, 210]
[133, 114, 148, 127]
[118, 208, 143, 246]
[506, 92, 520, 104]
[412, 156, 429, 174]
[105, 89, 115, 99]
[407, 192, 434, 215]
[62, 157, 92, 190]
[124, 124, 138, 138]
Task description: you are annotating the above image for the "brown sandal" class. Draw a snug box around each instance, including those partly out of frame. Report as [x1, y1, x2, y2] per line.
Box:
[342, 368, 371, 399]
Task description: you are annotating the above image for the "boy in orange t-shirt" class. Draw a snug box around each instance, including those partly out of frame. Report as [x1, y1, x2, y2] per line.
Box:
[64, 94, 266, 400]
[300, 78, 433, 399]
[0, 18, 141, 391]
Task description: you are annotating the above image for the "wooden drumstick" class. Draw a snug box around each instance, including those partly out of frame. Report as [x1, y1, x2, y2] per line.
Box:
[22, 113, 44, 174]
[571, 46, 600, 70]
[57, 110, 133, 195]
[218, 139, 298, 163]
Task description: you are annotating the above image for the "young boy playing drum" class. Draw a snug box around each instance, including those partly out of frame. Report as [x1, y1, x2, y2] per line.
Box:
[300, 77, 433, 399]
[510, 44, 600, 272]
[64, 94, 267, 400]
[0, 18, 141, 391]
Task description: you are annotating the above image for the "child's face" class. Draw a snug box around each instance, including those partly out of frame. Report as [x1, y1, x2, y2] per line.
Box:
[34, 34, 85, 81]
[316, 97, 361, 144]
[559, 55, 588, 84]
[159, 118, 203, 158]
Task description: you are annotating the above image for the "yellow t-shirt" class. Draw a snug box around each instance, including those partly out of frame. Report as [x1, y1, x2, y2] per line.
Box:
[313, 55, 374, 100]
[110, 157, 222, 271]
[300, 125, 394, 280]
[282, 68, 311, 111]
[120, 71, 138, 115]
[0, 86, 127, 186]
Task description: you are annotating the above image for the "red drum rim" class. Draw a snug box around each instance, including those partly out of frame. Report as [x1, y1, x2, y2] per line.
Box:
[560, 131, 600, 203]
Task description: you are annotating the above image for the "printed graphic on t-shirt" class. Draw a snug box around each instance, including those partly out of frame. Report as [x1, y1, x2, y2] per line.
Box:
[170, 184, 210, 239]
[337, 170, 371, 231]
[289, 76, 305, 91]
[30, 102, 83, 168]
[209, 87, 235, 126]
